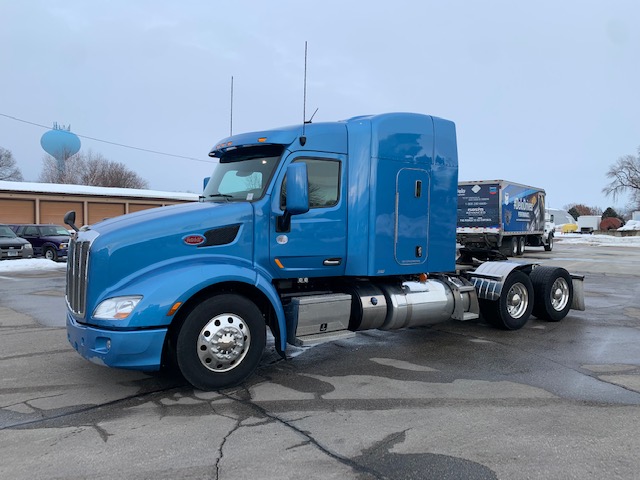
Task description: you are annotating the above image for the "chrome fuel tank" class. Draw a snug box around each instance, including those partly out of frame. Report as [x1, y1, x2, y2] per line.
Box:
[377, 280, 455, 330]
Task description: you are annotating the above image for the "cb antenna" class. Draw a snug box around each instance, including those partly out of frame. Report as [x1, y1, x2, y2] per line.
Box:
[230, 75, 234, 136]
[300, 42, 308, 145]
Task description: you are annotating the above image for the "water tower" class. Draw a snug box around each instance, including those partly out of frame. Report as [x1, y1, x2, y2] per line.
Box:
[40, 123, 81, 176]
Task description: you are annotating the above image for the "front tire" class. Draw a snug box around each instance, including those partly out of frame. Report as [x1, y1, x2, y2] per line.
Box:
[44, 247, 58, 261]
[481, 271, 534, 330]
[176, 294, 266, 390]
[544, 234, 554, 251]
[530, 266, 572, 321]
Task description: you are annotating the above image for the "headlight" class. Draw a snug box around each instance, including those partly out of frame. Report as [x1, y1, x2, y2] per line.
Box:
[60, 243, 69, 249]
[93, 296, 143, 320]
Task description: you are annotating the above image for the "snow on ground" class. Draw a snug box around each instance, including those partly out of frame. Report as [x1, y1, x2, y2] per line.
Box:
[557, 232, 640, 247]
[0, 258, 67, 273]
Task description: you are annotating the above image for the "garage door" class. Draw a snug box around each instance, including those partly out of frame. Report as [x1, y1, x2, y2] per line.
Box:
[0, 199, 35, 223]
[41, 201, 84, 226]
[129, 203, 162, 213]
[88, 203, 125, 224]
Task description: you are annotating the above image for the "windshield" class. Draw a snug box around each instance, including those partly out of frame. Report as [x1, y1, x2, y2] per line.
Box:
[0, 226, 16, 237]
[41, 226, 71, 236]
[202, 146, 284, 202]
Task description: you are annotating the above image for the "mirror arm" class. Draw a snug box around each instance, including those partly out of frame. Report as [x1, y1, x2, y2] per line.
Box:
[276, 211, 292, 233]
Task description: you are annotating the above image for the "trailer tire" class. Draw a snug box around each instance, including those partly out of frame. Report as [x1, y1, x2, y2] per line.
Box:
[176, 294, 266, 390]
[517, 236, 526, 256]
[499, 237, 518, 257]
[481, 271, 533, 330]
[530, 266, 572, 322]
[544, 234, 553, 251]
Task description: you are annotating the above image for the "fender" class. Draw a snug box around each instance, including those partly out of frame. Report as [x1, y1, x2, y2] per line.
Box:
[84, 256, 288, 352]
[467, 261, 534, 301]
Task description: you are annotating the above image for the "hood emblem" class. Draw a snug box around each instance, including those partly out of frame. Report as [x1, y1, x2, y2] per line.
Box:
[183, 234, 206, 246]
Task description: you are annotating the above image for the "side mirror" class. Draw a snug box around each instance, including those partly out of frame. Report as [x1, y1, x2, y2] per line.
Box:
[286, 163, 309, 215]
[64, 210, 79, 232]
[277, 163, 309, 232]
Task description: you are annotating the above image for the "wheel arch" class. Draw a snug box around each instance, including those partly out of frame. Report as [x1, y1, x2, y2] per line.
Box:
[163, 280, 285, 368]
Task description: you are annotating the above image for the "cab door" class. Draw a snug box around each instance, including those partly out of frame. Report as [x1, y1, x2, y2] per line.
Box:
[269, 152, 347, 277]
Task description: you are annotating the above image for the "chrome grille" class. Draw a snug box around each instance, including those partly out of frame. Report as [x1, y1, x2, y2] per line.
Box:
[66, 237, 91, 316]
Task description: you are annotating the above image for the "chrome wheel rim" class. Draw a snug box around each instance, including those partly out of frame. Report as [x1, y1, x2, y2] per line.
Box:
[551, 278, 570, 311]
[506, 283, 529, 318]
[197, 313, 250, 372]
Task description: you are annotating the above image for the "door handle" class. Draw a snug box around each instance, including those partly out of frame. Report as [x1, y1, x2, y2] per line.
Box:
[323, 258, 342, 266]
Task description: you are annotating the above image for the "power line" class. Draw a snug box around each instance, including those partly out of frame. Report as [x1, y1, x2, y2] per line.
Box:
[0, 112, 213, 164]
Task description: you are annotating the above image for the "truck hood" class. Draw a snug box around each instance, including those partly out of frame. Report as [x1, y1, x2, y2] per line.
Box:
[82, 201, 255, 294]
[0, 236, 31, 248]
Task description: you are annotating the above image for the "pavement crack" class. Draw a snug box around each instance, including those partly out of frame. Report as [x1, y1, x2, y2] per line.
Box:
[92, 423, 112, 443]
[0, 386, 183, 431]
[220, 389, 384, 480]
[214, 416, 241, 480]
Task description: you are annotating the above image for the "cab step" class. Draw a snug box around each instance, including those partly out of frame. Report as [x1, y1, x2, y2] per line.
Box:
[296, 330, 356, 346]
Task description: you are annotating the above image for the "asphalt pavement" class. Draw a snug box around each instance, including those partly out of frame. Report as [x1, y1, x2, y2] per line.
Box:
[1, 241, 640, 480]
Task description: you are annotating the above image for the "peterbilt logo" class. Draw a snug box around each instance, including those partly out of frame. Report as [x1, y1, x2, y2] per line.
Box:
[183, 234, 206, 246]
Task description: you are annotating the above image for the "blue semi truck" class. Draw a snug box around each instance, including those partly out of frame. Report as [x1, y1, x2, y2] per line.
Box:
[64, 113, 584, 390]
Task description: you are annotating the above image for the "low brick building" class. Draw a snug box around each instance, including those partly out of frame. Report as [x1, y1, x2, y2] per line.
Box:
[0, 180, 199, 226]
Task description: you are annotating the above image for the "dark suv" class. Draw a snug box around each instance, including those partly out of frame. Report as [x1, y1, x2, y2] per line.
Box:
[0, 224, 34, 260]
[10, 224, 70, 261]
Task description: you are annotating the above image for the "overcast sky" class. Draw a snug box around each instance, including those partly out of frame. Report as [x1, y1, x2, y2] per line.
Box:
[1, 0, 638, 211]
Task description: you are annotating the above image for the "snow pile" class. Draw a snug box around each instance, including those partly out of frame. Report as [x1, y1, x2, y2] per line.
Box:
[619, 220, 640, 231]
[557, 233, 640, 247]
[0, 258, 67, 273]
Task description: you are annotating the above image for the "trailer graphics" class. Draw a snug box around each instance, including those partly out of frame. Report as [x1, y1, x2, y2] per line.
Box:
[457, 180, 552, 257]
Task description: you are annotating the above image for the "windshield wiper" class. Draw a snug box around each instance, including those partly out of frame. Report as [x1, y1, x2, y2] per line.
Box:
[207, 193, 234, 202]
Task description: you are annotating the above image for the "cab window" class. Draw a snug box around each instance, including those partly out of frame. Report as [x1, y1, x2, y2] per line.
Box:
[281, 158, 341, 209]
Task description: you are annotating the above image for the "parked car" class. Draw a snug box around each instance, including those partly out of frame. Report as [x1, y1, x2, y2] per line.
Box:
[9, 224, 70, 261]
[0, 224, 34, 260]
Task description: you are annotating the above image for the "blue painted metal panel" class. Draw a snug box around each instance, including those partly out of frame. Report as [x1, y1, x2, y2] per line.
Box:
[268, 150, 348, 277]
[342, 112, 457, 276]
[344, 118, 373, 276]
[395, 168, 430, 265]
[428, 117, 458, 273]
[67, 313, 166, 371]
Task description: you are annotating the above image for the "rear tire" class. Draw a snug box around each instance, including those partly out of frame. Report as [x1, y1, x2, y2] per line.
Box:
[517, 236, 526, 256]
[176, 294, 266, 390]
[499, 237, 518, 257]
[481, 271, 534, 330]
[530, 266, 572, 321]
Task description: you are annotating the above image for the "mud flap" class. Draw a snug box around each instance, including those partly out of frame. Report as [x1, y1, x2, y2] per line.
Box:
[570, 274, 585, 311]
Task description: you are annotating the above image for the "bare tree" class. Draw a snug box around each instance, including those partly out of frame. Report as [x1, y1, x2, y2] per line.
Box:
[0, 147, 24, 181]
[603, 147, 640, 208]
[39, 150, 149, 189]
